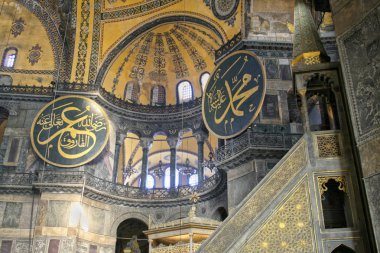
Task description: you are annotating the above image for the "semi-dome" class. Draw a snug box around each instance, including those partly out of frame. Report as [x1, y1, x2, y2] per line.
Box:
[101, 23, 222, 106]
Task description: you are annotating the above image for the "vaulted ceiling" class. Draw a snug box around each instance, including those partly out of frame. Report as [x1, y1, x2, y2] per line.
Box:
[102, 22, 223, 105]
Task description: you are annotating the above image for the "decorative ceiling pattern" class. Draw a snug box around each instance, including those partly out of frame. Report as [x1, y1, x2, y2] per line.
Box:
[102, 23, 222, 105]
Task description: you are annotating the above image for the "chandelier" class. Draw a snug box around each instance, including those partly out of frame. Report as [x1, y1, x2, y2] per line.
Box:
[178, 158, 196, 176]
[123, 158, 137, 178]
[153, 160, 165, 177]
[202, 151, 217, 172]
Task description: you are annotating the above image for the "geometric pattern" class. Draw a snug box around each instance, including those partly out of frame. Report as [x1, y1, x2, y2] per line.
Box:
[240, 181, 314, 253]
[316, 134, 341, 158]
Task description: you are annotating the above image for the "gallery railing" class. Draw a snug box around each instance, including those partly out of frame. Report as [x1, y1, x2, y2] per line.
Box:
[0, 169, 224, 201]
[0, 84, 53, 96]
[216, 130, 303, 162]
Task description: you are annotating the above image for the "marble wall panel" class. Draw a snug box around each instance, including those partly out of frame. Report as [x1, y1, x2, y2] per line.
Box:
[0, 202, 6, 226]
[364, 174, 380, 250]
[46, 201, 70, 228]
[14, 240, 29, 253]
[34, 237, 47, 253]
[19, 202, 32, 229]
[338, 3, 380, 143]
[2, 202, 22, 228]
[61, 238, 76, 253]
[90, 207, 105, 234]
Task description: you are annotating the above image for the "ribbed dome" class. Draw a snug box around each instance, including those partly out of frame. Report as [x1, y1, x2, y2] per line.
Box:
[102, 22, 222, 105]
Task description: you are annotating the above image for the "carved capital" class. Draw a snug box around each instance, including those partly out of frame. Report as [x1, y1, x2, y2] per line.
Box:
[167, 137, 181, 149]
[194, 131, 208, 143]
[140, 137, 153, 150]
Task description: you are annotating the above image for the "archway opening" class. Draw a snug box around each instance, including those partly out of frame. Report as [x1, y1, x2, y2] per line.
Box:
[331, 244, 355, 253]
[212, 207, 228, 221]
[115, 218, 149, 253]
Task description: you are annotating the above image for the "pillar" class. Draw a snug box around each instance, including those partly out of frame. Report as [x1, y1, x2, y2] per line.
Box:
[140, 137, 152, 190]
[148, 239, 153, 253]
[112, 132, 125, 184]
[167, 137, 180, 189]
[298, 88, 310, 133]
[189, 233, 194, 253]
[194, 132, 207, 184]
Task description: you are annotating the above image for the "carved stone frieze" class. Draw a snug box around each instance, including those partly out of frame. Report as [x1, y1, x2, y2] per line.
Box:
[337, 3, 380, 144]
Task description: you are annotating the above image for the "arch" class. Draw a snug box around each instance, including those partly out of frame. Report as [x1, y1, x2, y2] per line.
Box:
[15, 0, 63, 77]
[124, 81, 140, 102]
[200, 72, 210, 93]
[151, 85, 166, 106]
[2, 48, 18, 68]
[115, 218, 149, 253]
[211, 207, 228, 221]
[176, 80, 194, 104]
[331, 244, 355, 253]
[96, 15, 225, 86]
[110, 212, 150, 237]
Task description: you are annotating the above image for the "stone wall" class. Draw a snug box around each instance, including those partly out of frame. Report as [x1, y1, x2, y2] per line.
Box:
[334, 0, 380, 250]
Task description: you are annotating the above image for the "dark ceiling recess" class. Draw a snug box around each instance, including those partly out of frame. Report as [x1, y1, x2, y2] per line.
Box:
[314, 0, 331, 12]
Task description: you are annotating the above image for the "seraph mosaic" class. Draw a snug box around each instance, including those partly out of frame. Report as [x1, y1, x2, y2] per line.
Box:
[30, 96, 110, 168]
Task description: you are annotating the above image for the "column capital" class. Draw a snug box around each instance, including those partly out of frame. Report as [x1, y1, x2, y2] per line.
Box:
[116, 132, 126, 145]
[167, 136, 181, 149]
[140, 137, 153, 149]
[194, 131, 208, 143]
[297, 88, 307, 97]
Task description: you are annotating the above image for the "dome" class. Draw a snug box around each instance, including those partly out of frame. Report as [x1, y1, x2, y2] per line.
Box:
[101, 22, 222, 105]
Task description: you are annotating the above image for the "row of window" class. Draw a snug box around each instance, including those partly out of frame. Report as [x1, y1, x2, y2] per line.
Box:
[143, 168, 199, 189]
[1, 48, 17, 68]
[124, 72, 210, 105]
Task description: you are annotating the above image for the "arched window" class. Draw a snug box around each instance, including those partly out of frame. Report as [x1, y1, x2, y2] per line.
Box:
[2, 48, 17, 68]
[200, 72, 210, 92]
[164, 167, 179, 188]
[146, 175, 155, 189]
[151, 85, 166, 106]
[124, 81, 140, 103]
[188, 174, 198, 186]
[177, 81, 193, 104]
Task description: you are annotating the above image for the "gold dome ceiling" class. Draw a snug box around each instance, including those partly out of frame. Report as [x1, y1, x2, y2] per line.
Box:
[102, 22, 223, 105]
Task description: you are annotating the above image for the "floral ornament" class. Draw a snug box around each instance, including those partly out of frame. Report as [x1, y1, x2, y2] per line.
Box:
[10, 18, 26, 37]
[28, 44, 43, 65]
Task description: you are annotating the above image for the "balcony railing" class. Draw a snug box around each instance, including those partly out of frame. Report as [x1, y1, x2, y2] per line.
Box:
[216, 130, 302, 162]
[0, 170, 224, 202]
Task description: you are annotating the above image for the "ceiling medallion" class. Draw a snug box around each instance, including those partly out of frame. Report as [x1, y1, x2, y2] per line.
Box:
[211, 0, 240, 20]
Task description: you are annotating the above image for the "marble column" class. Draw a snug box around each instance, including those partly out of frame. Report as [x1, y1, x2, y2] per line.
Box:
[140, 137, 152, 190]
[298, 88, 310, 133]
[148, 239, 153, 253]
[194, 132, 207, 184]
[189, 233, 194, 253]
[167, 137, 180, 189]
[112, 132, 125, 184]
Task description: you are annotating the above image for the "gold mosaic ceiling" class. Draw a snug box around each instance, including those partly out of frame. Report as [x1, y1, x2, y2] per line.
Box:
[102, 22, 223, 105]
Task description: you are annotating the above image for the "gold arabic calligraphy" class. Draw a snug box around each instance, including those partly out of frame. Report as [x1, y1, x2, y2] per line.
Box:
[36, 102, 107, 160]
[206, 55, 261, 133]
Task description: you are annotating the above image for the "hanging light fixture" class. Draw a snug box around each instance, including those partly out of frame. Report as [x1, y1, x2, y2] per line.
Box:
[179, 157, 196, 176]
[203, 151, 217, 172]
[202, 134, 218, 172]
[153, 160, 165, 177]
[123, 158, 137, 178]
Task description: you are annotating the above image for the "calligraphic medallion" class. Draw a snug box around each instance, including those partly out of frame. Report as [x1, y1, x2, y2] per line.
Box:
[202, 50, 266, 138]
[30, 96, 110, 168]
